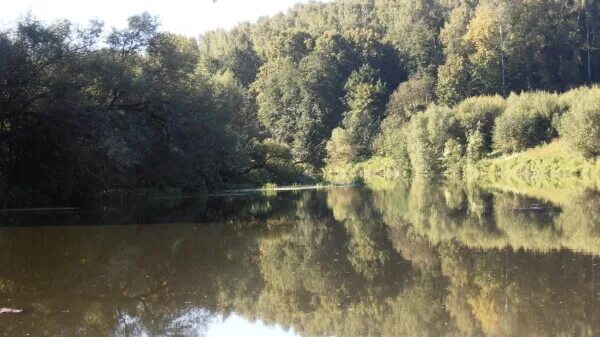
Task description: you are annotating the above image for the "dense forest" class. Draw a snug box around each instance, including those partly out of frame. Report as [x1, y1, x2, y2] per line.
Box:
[3, 0, 600, 205]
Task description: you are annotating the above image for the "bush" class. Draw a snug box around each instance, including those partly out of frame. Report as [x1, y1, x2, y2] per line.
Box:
[560, 93, 600, 159]
[456, 95, 505, 152]
[386, 72, 436, 122]
[247, 139, 306, 183]
[443, 138, 464, 177]
[326, 128, 356, 164]
[374, 115, 411, 175]
[559, 86, 599, 111]
[466, 129, 486, 163]
[493, 92, 564, 153]
[407, 106, 462, 176]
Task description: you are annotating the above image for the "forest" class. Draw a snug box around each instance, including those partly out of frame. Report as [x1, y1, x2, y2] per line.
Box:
[2, 0, 600, 205]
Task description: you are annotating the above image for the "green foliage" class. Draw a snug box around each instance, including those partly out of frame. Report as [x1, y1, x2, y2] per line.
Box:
[474, 140, 600, 187]
[246, 139, 307, 184]
[6, 0, 600, 203]
[436, 54, 471, 105]
[199, 25, 261, 86]
[443, 138, 464, 177]
[265, 29, 314, 62]
[0, 14, 254, 205]
[456, 95, 505, 138]
[455, 95, 505, 157]
[326, 128, 356, 164]
[329, 87, 599, 183]
[466, 129, 486, 163]
[261, 183, 279, 195]
[252, 58, 303, 143]
[559, 89, 600, 159]
[377, 0, 446, 74]
[492, 92, 564, 154]
[406, 106, 462, 176]
[342, 64, 386, 158]
[374, 115, 412, 175]
[385, 72, 436, 122]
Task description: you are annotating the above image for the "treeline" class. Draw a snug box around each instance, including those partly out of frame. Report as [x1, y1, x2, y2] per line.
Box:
[3, 0, 600, 204]
[0, 14, 253, 205]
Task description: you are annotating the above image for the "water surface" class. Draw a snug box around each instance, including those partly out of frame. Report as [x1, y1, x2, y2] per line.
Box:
[1, 181, 599, 337]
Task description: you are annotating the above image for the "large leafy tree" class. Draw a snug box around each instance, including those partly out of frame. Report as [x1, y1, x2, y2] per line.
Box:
[341, 64, 385, 159]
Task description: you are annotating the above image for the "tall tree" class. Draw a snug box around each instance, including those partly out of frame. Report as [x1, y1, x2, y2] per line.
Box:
[342, 64, 385, 158]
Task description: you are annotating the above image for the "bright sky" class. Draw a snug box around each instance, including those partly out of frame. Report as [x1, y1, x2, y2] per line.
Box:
[0, 0, 328, 37]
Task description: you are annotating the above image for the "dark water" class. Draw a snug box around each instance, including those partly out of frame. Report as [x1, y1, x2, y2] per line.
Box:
[1, 181, 600, 337]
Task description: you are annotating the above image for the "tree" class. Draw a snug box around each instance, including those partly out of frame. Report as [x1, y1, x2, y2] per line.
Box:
[376, 0, 446, 74]
[466, 128, 486, 163]
[386, 72, 436, 122]
[326, 128, 356, 164]
[199, 24, 261, 86]
[252, 31, 357, 167]
[375, 115, 412, 175]
[493, 92, 563, 154]
[436, 3, 474, 105]
[342, 64, 386, 158]
[559, 89, 600, 159]
[252, 58, 303, 144]
[406, 105, 462, 176]
[462, 2, 506, 95]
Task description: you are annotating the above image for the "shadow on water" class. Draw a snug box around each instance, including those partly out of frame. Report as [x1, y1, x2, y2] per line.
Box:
[1, 181, 600, 336]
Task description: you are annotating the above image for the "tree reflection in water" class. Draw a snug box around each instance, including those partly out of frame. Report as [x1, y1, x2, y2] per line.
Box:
[1, 181, 599, 337]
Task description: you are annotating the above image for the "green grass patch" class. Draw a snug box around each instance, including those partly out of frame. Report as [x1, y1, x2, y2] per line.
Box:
[471, 140, 600, 196]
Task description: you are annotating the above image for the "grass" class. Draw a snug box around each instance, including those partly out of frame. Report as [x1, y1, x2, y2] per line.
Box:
[474, 140, 600, 181]
[470, 140, 600, 203]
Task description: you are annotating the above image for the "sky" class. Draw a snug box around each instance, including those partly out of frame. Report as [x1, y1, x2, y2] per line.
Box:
[0, 0, 329, 37]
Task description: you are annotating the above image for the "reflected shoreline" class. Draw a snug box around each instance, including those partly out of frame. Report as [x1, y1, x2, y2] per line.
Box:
[1, 180, 599, 337]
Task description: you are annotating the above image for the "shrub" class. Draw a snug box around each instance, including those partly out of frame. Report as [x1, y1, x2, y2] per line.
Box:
[559, 86, 599, 111]
[407, 114, 437, 176]
[407, 106, 462, 175]
[456, 95, 505, 152]
[247, 139, 305, 183]
[386, 72, 436, 122]
[466, 129, 486, 163]
[375, 115, 411, 175]
[443, 138, 464, 177]
[560, 93, 600, 159]
[493, 92, 564, 153]
[326, 128, 357, 164]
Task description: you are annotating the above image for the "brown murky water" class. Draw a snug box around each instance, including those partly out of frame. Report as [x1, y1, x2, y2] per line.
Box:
[1, 181, 599, 337]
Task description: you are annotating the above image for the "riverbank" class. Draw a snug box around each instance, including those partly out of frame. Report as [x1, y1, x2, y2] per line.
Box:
[323, 140, 600, 189]
[323, 156, 403, 184]
[472, 140, 600, 188]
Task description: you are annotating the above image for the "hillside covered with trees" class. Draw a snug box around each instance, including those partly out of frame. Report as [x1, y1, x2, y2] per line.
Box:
[2, 0, 600, 205]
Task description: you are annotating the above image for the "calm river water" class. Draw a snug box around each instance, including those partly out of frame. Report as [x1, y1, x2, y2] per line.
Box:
[1, 180, 599, 337]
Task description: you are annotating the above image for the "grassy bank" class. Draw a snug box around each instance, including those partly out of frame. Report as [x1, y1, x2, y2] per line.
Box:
[324, 140, 600, 191]
[473, 140, 600, 187]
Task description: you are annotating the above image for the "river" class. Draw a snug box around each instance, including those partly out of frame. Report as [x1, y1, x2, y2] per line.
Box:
[1, 180, 599, 336]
